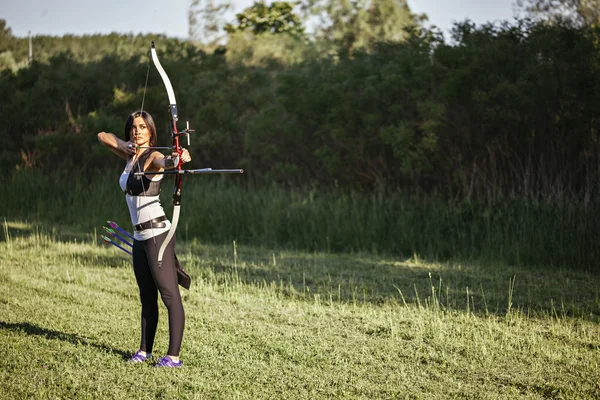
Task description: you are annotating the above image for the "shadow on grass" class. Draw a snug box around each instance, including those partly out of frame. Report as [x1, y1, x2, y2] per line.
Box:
[3, 220, 599, 322]
[76, 253, 133, 269]
[0, 219, 103, 245]
[0, 321, 130, 360]
[0, 221, 37, 241]
[188, 245, 600, 323]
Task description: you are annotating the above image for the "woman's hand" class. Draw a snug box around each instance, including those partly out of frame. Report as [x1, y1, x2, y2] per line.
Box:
[180, 148, 191, 164]
[163, 148, 191, 170]
[124, 141, 137, 156]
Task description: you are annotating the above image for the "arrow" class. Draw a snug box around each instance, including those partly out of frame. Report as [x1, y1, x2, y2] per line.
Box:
[134, 168, 244, 176]
[103, 226, 133, 248]
[100, 235, 132, 256]
[107, 221, 135, 241]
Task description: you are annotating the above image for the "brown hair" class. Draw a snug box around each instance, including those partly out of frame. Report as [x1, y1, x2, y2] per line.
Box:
[124, 111, 158, 148]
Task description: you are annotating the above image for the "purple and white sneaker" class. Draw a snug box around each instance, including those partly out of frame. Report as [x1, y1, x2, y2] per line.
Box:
[127, 350, 151, 364]
[154, 356, 182, 368]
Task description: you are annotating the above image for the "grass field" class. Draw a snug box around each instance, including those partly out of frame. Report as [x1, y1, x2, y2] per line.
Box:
[0, 220, 599, 399]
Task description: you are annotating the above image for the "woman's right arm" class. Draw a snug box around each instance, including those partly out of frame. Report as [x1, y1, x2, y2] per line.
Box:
[97, 132, 132, 160]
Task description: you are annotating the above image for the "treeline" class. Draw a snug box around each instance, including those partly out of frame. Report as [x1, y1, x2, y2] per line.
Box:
[0, 19, 188, 70]
[1, 19, 600, 202]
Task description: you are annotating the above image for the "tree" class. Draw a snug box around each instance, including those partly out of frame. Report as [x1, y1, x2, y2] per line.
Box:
[515, 0, 600, 26]
[0, 19, 13, 53]
[224, 1, 306, 40]
[188, 0, 232, 46]
[305, 0, 424, 52]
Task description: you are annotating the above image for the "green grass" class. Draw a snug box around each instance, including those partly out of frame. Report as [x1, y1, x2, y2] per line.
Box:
[0, 222, 599, 399]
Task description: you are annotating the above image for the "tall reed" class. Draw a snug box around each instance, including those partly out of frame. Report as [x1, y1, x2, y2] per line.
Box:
[1, 171, 598, 270]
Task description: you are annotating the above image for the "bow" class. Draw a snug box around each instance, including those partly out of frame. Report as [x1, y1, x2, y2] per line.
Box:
[149, 41, 184, 267]
[139, 41, 243, 267]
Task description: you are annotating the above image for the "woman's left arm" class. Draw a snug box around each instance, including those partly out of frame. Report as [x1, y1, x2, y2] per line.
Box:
[148, 148, 192, 171]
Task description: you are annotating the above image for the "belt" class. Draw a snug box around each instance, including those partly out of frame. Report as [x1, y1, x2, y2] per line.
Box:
[134, 215, 168, 232]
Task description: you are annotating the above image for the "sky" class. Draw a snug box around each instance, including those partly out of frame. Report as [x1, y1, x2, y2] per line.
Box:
[1, 0, 519, 39]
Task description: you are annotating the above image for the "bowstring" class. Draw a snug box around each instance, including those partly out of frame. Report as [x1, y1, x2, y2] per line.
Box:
[135, 48, 159, 260]
[140, 55, 150, 115]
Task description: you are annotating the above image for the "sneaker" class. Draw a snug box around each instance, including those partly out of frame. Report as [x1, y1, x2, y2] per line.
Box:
[154, 355, 182, 368]
[128, 350, 151, 363]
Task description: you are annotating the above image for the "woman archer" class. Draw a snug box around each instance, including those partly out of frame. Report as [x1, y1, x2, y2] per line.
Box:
[98, 110, 190, 368]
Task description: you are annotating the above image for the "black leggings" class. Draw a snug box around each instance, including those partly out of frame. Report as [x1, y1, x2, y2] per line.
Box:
[132, 231, 185, 357]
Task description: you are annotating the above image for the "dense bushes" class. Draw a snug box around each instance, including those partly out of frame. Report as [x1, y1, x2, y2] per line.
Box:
[1, 20, 600, 202]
